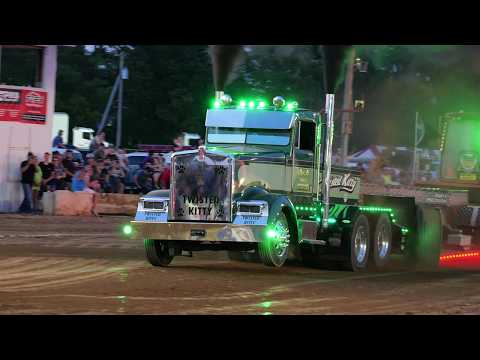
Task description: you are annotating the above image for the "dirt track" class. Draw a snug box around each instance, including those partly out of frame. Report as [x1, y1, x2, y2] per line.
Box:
[1, 214, 480, 314]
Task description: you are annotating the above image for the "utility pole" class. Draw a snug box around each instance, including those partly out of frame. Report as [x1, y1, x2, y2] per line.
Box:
[339, 48, 355, 167]
[116, 52, 125, 148]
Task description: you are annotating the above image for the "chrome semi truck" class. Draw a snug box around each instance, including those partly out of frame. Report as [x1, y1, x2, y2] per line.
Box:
[129, 96, 443, 271]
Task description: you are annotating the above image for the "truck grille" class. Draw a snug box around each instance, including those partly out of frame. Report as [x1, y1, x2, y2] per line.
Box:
[169, 151, 233, 222]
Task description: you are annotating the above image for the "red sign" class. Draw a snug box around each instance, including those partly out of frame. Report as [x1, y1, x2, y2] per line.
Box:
[0, 87, 48, 124]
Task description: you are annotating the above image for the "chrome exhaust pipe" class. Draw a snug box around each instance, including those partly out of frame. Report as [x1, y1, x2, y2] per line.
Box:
[215, 91, 224, 100]
[322, 93, 335, 229]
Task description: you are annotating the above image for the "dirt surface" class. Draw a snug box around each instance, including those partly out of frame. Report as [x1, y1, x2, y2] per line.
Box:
[1, 214, 480, 315]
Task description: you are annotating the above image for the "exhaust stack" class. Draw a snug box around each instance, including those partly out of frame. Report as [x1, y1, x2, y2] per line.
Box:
[321, 45, 352, 229]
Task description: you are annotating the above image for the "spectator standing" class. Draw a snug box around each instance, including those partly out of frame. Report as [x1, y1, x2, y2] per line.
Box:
[19, 152, 36, 213]
[159, 156, 171, 189]
[62, 150, 77, 190]
[135, 160, 155, 194]
[72, 167, 95, 193]
[31, 156, 43, 213]
[52, 130, 65, 148]
[39, 152, 55, 193]
[84, 165, 102, 192]
[51, 157, 67, 190]
[108, 160, 126, 193]
[173, 134, 186, 152]
[94, 143, 106, 161]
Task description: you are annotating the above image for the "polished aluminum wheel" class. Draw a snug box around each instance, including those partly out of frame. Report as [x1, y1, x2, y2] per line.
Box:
[354, 225, 368, 264]
[377, 223, 390, 259]
[272, 214, 291, 257]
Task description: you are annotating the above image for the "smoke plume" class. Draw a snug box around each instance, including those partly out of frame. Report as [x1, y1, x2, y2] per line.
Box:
[209, 45, 244, 92]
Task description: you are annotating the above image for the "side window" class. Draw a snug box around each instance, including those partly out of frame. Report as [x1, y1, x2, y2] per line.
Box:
[297, 121, 316, 153]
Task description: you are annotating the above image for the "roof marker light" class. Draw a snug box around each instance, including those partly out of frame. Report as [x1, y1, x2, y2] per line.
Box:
[258, 101, 266, 109]
[248, 101, 255, 109]
[287, 101, 298, 111]
[238, 100, 246, 109]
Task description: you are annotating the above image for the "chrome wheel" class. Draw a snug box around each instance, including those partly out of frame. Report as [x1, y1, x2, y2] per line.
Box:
[354, 225, 368, 264]
[271, 214, 291, 257]
[377, 223, 390, 259]
[259, 212, 291, 267]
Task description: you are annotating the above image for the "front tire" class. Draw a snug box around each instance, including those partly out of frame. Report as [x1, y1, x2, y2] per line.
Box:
[259, 212, 291, 267]
[144, 239, 174, 267]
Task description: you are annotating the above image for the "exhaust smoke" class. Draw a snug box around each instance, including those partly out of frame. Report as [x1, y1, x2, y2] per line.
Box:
[322, 45, 353, 94]
[209, 45, 244, 98]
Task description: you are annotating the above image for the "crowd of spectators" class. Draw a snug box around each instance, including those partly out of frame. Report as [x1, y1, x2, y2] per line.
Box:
[18, 131, 172, 214]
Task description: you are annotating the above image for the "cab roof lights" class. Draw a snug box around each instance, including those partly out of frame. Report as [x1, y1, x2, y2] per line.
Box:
[211, 96, 299, 111]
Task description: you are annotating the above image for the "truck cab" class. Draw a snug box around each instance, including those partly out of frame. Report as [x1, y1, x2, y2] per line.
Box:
[130, 97, 436, 271]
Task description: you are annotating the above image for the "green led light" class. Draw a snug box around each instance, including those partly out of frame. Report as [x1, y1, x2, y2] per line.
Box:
[327, 218, 336, 224]
[342, 219, 351, 224]
[213, 100, 221, 109]
[316, 217, 321, 222]
[258, 101, 266, 109]
[238, 100, 246, 109]
[248, 101, 255, 109]
[286, 101, 298, 111]
[267, 229, 277, 238]
[122, 224, 133, 236]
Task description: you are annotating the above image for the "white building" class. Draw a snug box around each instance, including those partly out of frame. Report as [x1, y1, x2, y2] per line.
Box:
[0, 45, 58, 212]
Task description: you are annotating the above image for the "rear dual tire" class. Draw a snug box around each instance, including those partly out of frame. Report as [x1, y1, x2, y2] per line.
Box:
[408, 206, 442, 270]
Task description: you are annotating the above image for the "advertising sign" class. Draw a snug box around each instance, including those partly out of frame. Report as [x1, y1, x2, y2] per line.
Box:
[0, 87, 48, 124]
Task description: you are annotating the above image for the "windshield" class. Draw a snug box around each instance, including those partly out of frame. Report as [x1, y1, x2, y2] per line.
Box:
[207, 127, 290, 146]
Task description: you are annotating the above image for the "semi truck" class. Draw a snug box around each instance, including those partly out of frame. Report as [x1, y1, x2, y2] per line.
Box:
[52, 113, 108, 150]
[129, 96, 444, 271]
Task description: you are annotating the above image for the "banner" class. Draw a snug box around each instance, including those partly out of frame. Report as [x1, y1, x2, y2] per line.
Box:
[0, 87, 48, 124]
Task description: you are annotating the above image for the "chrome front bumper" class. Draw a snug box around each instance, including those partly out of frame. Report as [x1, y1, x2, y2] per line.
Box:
[130, 221, 266, 243]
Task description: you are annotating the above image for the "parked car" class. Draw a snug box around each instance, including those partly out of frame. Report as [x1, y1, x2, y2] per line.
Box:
[124, 152, 172, 193]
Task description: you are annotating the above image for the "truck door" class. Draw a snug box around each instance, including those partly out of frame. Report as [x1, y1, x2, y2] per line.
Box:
[292, 120, 316, 195]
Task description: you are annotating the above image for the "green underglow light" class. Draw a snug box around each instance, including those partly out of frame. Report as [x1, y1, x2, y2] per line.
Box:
[122, 224, 133, 236]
